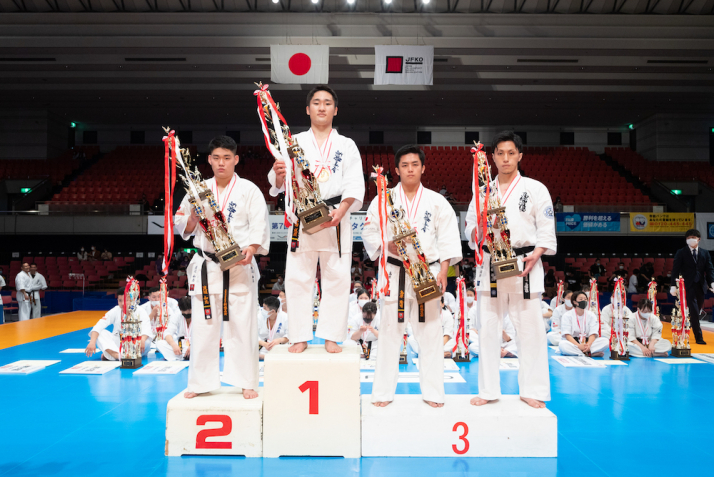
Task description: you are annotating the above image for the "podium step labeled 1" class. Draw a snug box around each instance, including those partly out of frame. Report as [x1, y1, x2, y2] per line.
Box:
[165, 387, 263, 457]
[361, 395, 557, 457]
[263, 344, 361, 458]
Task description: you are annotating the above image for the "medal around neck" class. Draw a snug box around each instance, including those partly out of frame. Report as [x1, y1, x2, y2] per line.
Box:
[120, 278, 144, 369]
[164, 127, 244, 271]
[254, 82, 331, 234]
[671, 276, 692, 357]
[473, 142, 520, 280]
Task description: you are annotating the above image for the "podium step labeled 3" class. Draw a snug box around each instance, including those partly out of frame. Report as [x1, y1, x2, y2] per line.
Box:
[165, 387, 263, 457]
[361, 395, 557, 457]
[263, 345, 361, 458]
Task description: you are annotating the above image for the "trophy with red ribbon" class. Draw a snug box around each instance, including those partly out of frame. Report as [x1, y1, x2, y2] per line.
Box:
[588, 278, 602, 337]
[671, 276, 692, 357]
[471, 142, 519, 280]
[254, 82, 331, 233]
[163, 127, 244, 271]
[452, 277, 470, 362]
[120, 277, 143, 369]
[609, 278, 630, 360]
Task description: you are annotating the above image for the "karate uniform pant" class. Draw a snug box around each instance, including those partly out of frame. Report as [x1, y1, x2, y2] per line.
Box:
[156, 339, 189, 361]
[407, 336, 454, 356]
[372, 297, 444, 404]
[546, 331, 561, 346]
[31, 298, 41, 319]
[285, 249, 351, 343]
[628, 339, 672, 357]
[469, 339, 518, 357]
[18, 300, 31, 321]
[558, 337, 610, 356]
[187, 291, 258, 394]
[95, 330, 151, 361]
[476, 291, 550, 402]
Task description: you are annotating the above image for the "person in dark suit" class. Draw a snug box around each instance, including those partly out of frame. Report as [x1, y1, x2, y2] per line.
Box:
[671, 229, 714, 344]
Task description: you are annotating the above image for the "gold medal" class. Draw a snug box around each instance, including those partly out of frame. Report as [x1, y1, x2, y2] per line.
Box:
[317, 169, 330, 183]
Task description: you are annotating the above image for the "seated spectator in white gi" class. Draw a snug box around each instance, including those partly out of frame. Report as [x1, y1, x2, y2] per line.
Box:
[600, 293, 633, 341]
[547, 289, 574, 345]
[349, 301, 380, 360]
[85, 287, 151, 360]
[271, 275, 285, 292]
[156, 296, 192, 361]
[28, 263, 47, 319]
[348, 281, 363, 304]
[628, 298, 672, 357]
[542, 299, 553, 332]
[140, 287, 181, 347]
[442, 291, 457, 314]
[558, 291, 609, 357]
[346, 288, 371, 343]
[278, 290, 287, 313]
[468, 312, 518, 358]
[258, 296, 289, 360]
[408, 297, 455, 358]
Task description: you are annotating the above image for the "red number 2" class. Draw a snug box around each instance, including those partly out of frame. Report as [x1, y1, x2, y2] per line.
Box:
[196, 415, 232, 449]
[299, 380, 319, 415]
[452, 422, 469, 455]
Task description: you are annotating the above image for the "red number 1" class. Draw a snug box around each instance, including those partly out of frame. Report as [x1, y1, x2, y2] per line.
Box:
[452, 422, 469, 455]
[299, 380, 319, 415]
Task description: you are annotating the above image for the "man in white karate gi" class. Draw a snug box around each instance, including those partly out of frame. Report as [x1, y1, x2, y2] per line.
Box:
[156, 296, 193, 361]
[408, 297, 456, 358]
[600, 290, 633, 342]
[85, 287, 152, 360]
[349, 301, 380, 360]
[258, 296, 290, 359]
[140, 286, 182, 351]
[363, 145, 462, 408]
[628, 298, 671, 357]
[558, 291, 609, 357]
[175, 135, 270, 400]
[268, 85, 365, 354]
[15, 263, 32, 322]
[27, 263, 47, 319]
[468, 312, 518, 358]
[546, 289, 574, 346]
[465, 131, 557, 409]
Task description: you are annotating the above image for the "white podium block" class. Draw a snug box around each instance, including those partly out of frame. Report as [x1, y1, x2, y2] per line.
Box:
[263, 345, 361, 458]
[361, 395, 557, 457]
[165, 387, 262, 457]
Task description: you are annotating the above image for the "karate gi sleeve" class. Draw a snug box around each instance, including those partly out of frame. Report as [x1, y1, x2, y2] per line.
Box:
[442, 309, 454, 339]
[587, 312, 599, 337]
[435, 195, 463, 265]
[39, 275, 47, 290]
[138, 307, 153, 338]
[257, 318, 268, 341]
[533, 182, 557, 255]
[560, 312, 573, 337]
[267, 167, 285, 197]
[503, 315, 516, 339]
[627, 314, 638, 342]
[90, 308, 116, 335]
[361, 196, 383, 262]
[165, 313, 181, 339]
[464, 198, 478, 251]
[245, 182, 271, 255]
[174, 194, 196, 241]
[651, 317, 663, 340]
[467, 305, 478, 331]
[339, 139, 366, 213]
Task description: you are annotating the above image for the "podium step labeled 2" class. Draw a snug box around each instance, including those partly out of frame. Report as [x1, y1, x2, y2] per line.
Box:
[165, 387, 263, 457]
[263, 345, 361, 458]
[361, 395, 557, 457]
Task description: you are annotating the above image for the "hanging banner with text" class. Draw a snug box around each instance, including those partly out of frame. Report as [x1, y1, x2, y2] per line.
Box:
[556, 213, 620, 232]
[269, 213, 367, 242]
[374, 45, 434, 86]
[630, 212, 695, 233]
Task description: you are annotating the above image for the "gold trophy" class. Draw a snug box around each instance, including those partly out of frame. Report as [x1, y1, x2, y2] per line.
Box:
[385, 187, 442, 304]
[473, 142, 519, 280]
[671, 276, 692, 358]
[120, 278, 143, 369]
[254, 83, 331, 233]
[164, 127, 244, 271]
[452, 278, 470, 362]
[609, 278, 630, 361]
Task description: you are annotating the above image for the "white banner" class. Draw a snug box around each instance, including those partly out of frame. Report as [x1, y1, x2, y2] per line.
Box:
[271, 45, 329, 84]
[374, 45, 434, 86]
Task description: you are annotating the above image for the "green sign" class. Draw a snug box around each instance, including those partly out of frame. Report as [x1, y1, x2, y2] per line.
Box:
[20, 188, 31, 193]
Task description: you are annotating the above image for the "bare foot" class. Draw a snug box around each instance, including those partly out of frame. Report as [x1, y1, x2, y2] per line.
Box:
[289, 342, 308, 353]
[372, 401, 392, 407]
[325, 340, 342, 353]
[424, 400, 444, 408]
[184, 391, 198, 399]
[470, 396, 496, 406]
[520, 396, 546, 408]
[243, 389, 258, 399]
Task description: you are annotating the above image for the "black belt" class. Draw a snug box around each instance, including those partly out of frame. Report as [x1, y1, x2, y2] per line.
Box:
[359, 339, 373, 360]
[482, 245, 535, 299]
[291, 195, 342, 257]
[196, 248, 230, 322]
[387, 256, 439, 323]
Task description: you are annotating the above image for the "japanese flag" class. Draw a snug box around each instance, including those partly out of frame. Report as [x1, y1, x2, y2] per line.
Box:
[270, 45, 329, 84]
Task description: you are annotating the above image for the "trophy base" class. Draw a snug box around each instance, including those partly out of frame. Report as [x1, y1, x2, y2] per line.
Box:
[415, 280, 443, 305]
[453, 353, 471, 363]
[399, 353, 408, 364]
[299, 203, 332, 234]
[610, 350, 630, 361]
[672, 348, 692, 358]
[487, 206, 506, 215]
[494, 259, 520, 280]
[216, 244, 245, 271]
[121, 357, 142, 369]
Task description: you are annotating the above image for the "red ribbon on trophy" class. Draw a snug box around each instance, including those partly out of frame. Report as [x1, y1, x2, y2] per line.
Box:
[161, 130, 177, 275]
[610, 277, 627, 354]
[588, 278, 601, 337]
[156, 278, 168, 340]
[470, 143, 491, 269]
[555, 280, 564, 308]
[452, 277, 469, 356]
[373, 166, 391, 298]
[119, 277, 138, 359]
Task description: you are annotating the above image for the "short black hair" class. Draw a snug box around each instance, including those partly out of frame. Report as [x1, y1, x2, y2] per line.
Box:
[466, 287, 475, 294]
[264, 296, 281, 312]
[492, 130, 523, 154]
[637, 298, 653, 311]
[208, 135, 238, 155]
[571, 290, 588, 303]
[362, 301, 377, 315]
[563, 289, 574, 298]
[355, 288, 369, 299]
[685, 229, 700, 239]
[149, 287, 160, 294]
[117, 287, 126, 297]
[633, 269, 640, 274]
[178, 296, 191, 312]
[30, 263, 37, 267]
[306, 85, 338, 107]
[394, 144, 426, 169]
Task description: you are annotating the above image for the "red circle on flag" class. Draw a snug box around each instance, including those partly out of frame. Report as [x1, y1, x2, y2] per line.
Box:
[288, 53, 312, 76]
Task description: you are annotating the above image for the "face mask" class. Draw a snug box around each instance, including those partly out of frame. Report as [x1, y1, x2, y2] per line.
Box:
[466, 297, 475, 304]
[667, 273, 671, 277]
[596, 262, 600, 266]
[564, 299, 572, 307]
[80, 248, 84, 251]
[358, 299, 369, 309]
[259, 309, 268, 319]
[619, 266, 624, 270]
[182, 313, 192, 320]
[576, 301, 588, 309]
[363, 317, 373, 324]
[639, 312, 651, 319]
[279, 298, 285, 305]
[687, 238, 698, 248]
[150, 301, 159, 307]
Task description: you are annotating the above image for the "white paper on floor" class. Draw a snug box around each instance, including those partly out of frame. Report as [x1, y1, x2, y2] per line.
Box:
[500, 359, 520, 370]
[654, 358, 706, 365]
[0, 360, 61, 375]
[360, 372, 466, 383]
[60, 349, 88, 354]
[60, 361, 122, 375]
[360, 360, 377, 370]
[134, 361, 189, 375]
[551, 356, 606, 368]
[549, 346, 559, 351]
[601, 360, 628, 366]
[412, 358, 460, 371]
[692, 353, 714, 364]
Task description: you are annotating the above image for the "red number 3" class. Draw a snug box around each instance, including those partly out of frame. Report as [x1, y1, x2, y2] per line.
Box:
[196, 415, 232, 449]
[452, 422, 469, 455]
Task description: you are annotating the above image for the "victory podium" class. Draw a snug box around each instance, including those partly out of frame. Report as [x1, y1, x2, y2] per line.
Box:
[263, 345, 361, 458]
[361, 394, 557, 457]
[165, 387, 263, 457]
